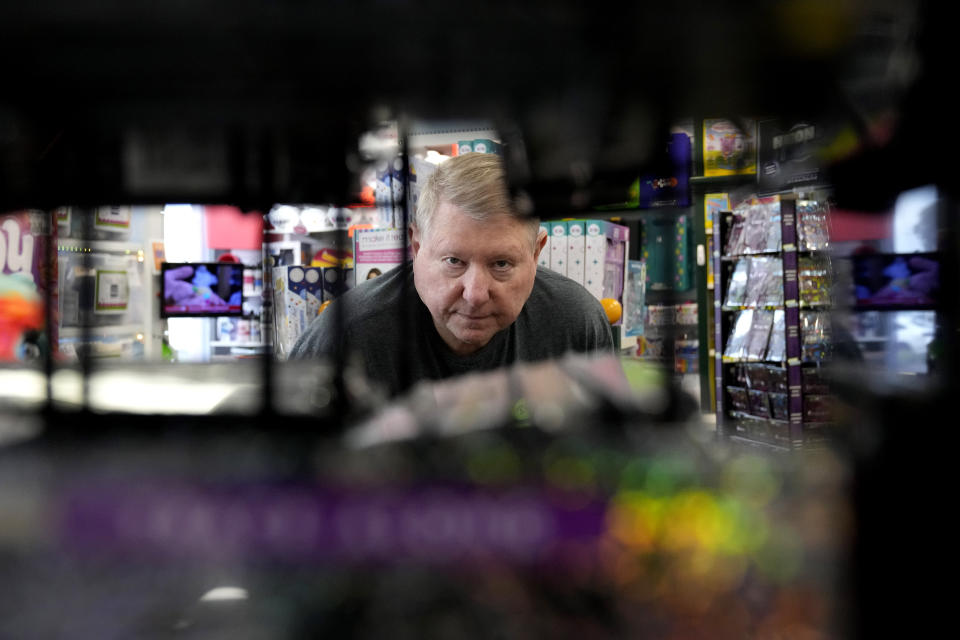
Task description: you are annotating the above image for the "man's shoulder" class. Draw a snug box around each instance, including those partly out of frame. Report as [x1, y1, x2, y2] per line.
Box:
[517, 267, 614, 354]
[341, 263, 409, 312]
[289, 263, 412, 358]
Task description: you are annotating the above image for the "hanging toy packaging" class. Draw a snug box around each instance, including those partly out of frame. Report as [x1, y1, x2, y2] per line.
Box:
[1, 210, 57, 362]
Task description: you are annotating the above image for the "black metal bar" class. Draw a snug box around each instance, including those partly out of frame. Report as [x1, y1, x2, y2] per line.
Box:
[43, 209, 56, 418]
[397, 115, 415, 397]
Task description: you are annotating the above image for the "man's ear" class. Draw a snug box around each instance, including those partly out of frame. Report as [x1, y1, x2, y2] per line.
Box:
[409, 224, 422, 258]
[533, 227, 548, 261]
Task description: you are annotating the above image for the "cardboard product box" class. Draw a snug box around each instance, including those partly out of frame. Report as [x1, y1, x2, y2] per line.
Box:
[470, 139, 501, 154]
[548, 221, 567, 276]
[624, 260, 646, 338]
[641, 214, 692, 291]
[322, 267, 353, 300]
[565, 220, 586, 286]
[456, 140, 473, 155]
[272, 265, 324, 357]
[757, 119, 823, 192]
[537, 222, 551, 269]
[703, 118, 757, 177]
[583, 220, 629, 307]
[354, 228, 411, 284]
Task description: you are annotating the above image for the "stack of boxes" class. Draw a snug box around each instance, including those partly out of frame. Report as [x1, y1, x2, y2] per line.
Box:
[272, 264, 353, 357]
[539, 219, 630, 323]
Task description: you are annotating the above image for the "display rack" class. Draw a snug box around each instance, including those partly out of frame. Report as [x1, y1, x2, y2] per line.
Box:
[691, 117, 761, 413]
[56, 207, 163, 361]
[714, 194, 836, 450]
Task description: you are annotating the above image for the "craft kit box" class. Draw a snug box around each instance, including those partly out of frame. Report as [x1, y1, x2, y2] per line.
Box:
[353, 228, 411, 284]
[548, 221, 567, 276]
[583, 220, 629, 308]
[537, 222, 551, 269]
[272, 265, 324, 358]
[565, 220, 586, 285]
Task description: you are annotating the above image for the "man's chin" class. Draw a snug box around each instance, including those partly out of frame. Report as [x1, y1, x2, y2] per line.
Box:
[447, 327, 498, 354]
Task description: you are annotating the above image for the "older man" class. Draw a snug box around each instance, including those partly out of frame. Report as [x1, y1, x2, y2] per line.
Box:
[289, 152, 615, 397]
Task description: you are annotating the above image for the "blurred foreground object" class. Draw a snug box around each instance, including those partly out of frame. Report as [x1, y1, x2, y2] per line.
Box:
[0, 353, 853, 638]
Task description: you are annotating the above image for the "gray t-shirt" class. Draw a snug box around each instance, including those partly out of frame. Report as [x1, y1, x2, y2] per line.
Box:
[289, 263, 615, 397]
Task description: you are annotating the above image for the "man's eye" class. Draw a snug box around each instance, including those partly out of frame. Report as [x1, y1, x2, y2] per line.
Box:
[443, 257, 463, 266]
[493, 260, 512, 270]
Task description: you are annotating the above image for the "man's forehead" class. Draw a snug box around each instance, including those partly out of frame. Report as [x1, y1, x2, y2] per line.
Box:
[433, 201, 538, 233]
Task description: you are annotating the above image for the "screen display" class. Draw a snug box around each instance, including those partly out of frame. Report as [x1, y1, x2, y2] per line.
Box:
[161, 262, 244, 317]
[850, 252, 941, 310]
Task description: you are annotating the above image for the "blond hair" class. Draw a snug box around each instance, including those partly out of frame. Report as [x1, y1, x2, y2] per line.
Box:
[415, 152, 538, 241]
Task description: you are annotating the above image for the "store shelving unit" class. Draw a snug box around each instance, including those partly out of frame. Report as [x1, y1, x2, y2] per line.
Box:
[714, 194, 835, 450]
[56, 208, 163, 361]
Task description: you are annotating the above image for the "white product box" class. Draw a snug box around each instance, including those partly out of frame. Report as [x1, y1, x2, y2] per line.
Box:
[548, 221, 567, 276]
[565, 220, 586, 286]
[537, 222, 551, 269]
[353, 228, 410, 284]
[583, 220, 629, 313]
[272, 265, 324, 358]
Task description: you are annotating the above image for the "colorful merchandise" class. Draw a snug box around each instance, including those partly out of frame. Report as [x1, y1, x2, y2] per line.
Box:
[769, 392, 789, 420]
[624, 261, 646, 338]
[641, 214, 691, 291]
[799, 254, 832, 307]
[583, 220, 629, 308]
[726, 386, 750, 413]
[797, 200, 830, 251]
[1, 210, 57, 362]
[675, 302, 698, 326]
[744, 257, 783, 308]
[638, 132, 691, 209]
[723, 310, 754, 361]
[800, 311, 831, 362]
[273, 265, 324, 358]
[765, 310, 786, 363]
[748, 389, 771, 418]
[703, 119, 757, 176]
[704, 193, 729, 289]
[354, 228, 410, 284]
[744, 309, 774, 362]
[704, 193, 730, 234]
[743, 363, 770, 391]
[724, 258, 750, 307]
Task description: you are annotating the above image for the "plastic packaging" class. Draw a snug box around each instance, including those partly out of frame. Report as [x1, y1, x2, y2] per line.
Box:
[724, 258, 750, 307]
[748, 389, 771, 418]
[797, 200, 830, 251]
[801, 311, 831, 362]
[727, 386, 750, 413]
[745, 309, 774, 361]
[769, 393, 789, 420]
[744, 363, 771, 391]
[724, 309, 754, 361]
[765, 310, 786, 362]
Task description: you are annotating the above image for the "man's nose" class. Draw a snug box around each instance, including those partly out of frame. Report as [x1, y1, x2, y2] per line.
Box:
[461, 265, 491, 306]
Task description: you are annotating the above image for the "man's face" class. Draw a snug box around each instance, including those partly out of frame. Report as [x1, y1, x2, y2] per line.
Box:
[411, 201, 547, 356]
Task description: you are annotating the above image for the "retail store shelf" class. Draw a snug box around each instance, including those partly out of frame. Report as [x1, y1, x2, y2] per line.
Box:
[57, 238, 146, 255]
[59, 324, 148, 338]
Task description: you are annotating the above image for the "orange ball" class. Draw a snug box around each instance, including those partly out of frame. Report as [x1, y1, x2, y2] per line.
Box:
[600, 298, 622, 324]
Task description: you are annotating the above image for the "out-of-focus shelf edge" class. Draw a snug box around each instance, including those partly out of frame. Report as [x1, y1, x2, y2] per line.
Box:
[824, 362, 946, 400]
[59, 324, 148, 338]
[727, 434, 792, 452]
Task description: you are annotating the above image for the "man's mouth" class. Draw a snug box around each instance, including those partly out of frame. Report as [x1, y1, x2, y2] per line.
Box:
[456, 311, 491, 321]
